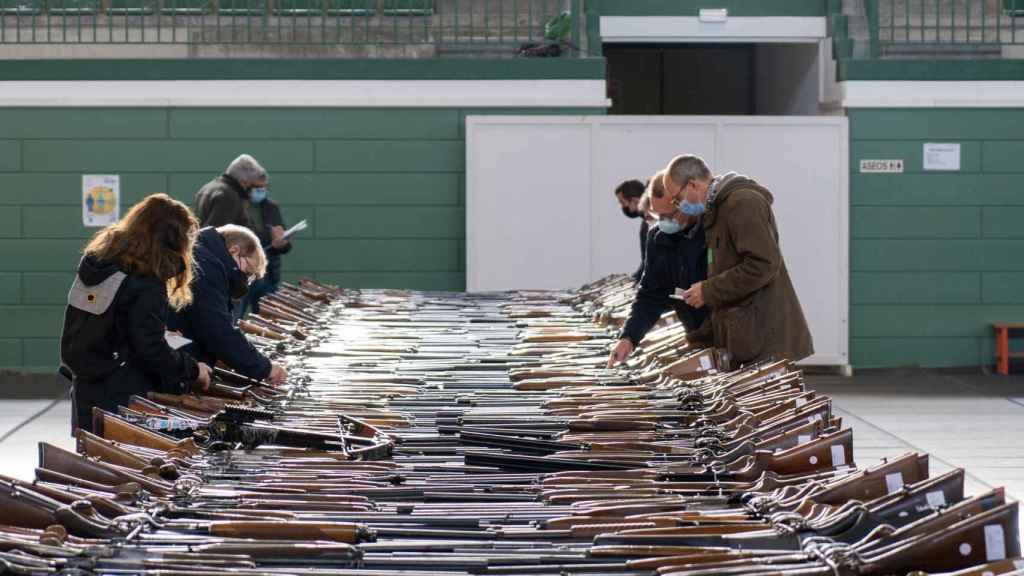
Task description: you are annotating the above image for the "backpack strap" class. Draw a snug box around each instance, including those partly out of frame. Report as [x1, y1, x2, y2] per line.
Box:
[67, 271, 127, 314]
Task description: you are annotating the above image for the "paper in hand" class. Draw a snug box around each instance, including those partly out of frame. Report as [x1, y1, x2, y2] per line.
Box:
[165, 331, 192, 350]
[282, 219, 308, 240]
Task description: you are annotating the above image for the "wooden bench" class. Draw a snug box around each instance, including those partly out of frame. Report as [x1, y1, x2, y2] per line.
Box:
[994, 323, 1024, 375]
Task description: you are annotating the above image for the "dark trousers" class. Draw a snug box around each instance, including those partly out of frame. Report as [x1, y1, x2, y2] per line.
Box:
[71, 364, 147, 435]
[236, 276, 279, 320]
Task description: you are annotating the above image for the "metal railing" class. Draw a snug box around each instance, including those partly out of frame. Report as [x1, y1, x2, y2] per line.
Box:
[0, 0, 581, 55]
[867, 0, 1024, 56]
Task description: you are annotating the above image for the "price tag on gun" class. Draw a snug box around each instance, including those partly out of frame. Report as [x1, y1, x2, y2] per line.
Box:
[282, 219, 308, 241]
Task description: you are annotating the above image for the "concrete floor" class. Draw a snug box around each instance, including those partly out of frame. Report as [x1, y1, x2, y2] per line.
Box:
[812, 368, 1024, 505]
[0, 368, 1022, 525]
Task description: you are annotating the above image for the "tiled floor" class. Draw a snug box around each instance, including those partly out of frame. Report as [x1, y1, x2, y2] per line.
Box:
[0, 396, 75, 481]
[812, 368, 1024, 505]
[0, 368, 1021, 528]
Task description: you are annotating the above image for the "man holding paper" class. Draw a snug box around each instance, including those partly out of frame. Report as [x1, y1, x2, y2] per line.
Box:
[240, 186, 294, 315]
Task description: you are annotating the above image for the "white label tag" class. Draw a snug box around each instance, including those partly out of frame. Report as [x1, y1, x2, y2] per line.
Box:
[699, 355, 712, 370]
[834, 465, 852, 475]
[807, 413, 823, 424]
[860, 159, 904, 173]
[885, 472, 904, 494]
[830, 444, 846, 466]
[795, 397, 807, 408]
[926, 491, 947, 508]
[798, 434, 811, 445]
[984, 524, 1006, 561]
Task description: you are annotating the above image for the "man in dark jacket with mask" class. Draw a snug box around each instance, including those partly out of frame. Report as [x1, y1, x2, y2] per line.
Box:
[607, 170, 709, 367]
[239, 187, 292, 316]
[614, 179, 649, 284]
[168, 225, 288, 386]
[195, 154, 267, 228]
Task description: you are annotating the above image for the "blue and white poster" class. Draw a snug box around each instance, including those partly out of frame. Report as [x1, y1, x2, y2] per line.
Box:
[82, 174, 120, 227]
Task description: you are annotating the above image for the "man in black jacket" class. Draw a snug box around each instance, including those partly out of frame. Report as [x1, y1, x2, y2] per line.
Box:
[168, 225, 288, 385]
[607, 174, 709, 367]
[195, 154, 267, 228]
[614, 179, 649, 284]
[239, 187, 292, 316]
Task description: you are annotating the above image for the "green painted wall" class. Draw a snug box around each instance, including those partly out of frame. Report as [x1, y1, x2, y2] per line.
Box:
[0, 105, 603, 372]
[850, 108, 1024, 368]
[839, 59, 1024, 82]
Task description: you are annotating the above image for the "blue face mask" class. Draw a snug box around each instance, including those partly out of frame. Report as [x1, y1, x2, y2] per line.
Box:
[656, 217, 682, 234]
[679, 199, 705, 216]
[250, 187, 267, 203]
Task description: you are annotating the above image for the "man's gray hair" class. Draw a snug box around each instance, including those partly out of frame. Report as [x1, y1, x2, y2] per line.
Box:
[225, 154, 267, 184]
[665, 154, 712, 189]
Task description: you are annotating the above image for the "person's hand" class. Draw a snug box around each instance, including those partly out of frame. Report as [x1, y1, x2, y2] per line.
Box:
[191, 362, 211, 392]
[606, 339, 635, 368]
[267, 363, 288, 386]
[270, 226, 289, 249]
[682, 282, 705, 308]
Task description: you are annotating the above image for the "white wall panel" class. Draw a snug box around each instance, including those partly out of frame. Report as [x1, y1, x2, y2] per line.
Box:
[466, 121, 593, 291]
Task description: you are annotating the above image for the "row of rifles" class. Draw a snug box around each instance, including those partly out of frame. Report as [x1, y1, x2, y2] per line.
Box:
[0, 273, 1019, 576]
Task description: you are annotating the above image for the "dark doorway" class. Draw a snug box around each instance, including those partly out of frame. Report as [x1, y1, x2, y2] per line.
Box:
[604, 44, 755, 115]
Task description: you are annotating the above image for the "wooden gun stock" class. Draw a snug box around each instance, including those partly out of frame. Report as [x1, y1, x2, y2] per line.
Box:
[207, 521, 374, 544]
[93, 408, 201, 457]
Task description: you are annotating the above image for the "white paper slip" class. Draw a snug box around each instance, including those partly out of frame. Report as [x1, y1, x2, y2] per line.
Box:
[926, 490, 947, 508]
[165, 331, 192, 350]
[830, 444, 846, 466]
[885, 472, 904, 494]
[984, 524, 1006, 561]
[282, 219, 309, 240]
[670, 287, 686, 301]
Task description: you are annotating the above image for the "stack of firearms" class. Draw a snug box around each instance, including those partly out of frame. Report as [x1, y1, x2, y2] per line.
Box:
[0, 274, 1018, 576]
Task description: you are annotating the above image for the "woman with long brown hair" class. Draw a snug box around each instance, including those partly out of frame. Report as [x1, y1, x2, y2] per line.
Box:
[60, 193, 211, 434]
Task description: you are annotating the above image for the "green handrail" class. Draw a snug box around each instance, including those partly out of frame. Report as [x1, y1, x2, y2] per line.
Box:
[866, 0, 1023, 57]
[0, 0, 588, 54]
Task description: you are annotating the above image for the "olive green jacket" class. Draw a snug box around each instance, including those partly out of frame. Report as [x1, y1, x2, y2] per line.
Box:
[701, 173, 814, 364]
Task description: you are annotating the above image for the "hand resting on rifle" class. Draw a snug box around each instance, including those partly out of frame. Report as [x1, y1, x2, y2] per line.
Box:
[606, 338, 635, 368]
[191, 362, 211, 392]
[267, 363, 288, 386]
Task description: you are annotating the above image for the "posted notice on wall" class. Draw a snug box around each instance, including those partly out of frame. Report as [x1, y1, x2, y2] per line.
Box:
[82, 174, 120, 227]
[923, 143, 961, 171]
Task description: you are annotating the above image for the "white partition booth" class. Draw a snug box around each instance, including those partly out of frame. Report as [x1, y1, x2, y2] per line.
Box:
[466, 116, 849, 369]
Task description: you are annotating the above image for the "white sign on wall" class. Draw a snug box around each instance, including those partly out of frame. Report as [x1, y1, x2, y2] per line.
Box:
[860, 159, 904, 173]
[923, 143, 961, 171]
[82, 175, 120, 227]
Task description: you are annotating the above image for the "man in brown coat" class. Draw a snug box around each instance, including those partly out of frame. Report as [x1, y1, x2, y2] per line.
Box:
[666, 154, 813, 366]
